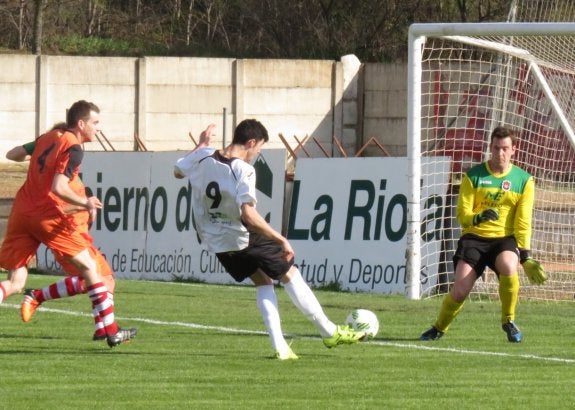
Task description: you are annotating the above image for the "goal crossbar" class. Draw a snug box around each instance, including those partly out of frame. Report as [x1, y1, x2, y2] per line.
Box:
[409, 22, 575, 38]
[439, 35, 575, 144]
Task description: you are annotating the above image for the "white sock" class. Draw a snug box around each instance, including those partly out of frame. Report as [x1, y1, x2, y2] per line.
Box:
[283, 269, 336, 338]
[256, 285, 289, 352]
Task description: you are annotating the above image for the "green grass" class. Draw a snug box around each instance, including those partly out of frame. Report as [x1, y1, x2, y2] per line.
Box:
[52, 35, 136, 56]
[1, 273, 574, 409]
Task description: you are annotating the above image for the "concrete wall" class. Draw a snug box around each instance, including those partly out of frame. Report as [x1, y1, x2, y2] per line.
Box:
[0, 55, 37, 156]
[361, 62, 408, 156]
[141, 57, 234, 150]
[0, 54, 408, 161]
[43, 56, 138, 151]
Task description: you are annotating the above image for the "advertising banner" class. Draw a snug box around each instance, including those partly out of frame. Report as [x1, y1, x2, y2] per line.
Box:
[37, 149, 287, 283]
[37, 153, 449, 295]
[287, 157, 449, 294]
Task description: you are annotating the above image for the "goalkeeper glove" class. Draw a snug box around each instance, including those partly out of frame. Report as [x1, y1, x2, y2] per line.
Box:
[472, 208, 499, 226]
[519, 250, 547, 285]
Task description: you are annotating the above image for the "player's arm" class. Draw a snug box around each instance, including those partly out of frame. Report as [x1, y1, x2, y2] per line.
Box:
[456, 174, 499, 227]
[61, 201, 89, 215]
[174, 123, 216, 179]
[52, 173, 102, 211]
[514, 177, 546, 284]
[6, 146, 30, 162]
[52, 145, 102, 219]
[514, 177, 535, 250]
[6, 141, 36, 162]
[241, 202, 294, 262]
[174, 168, 186, 179]
[456, 175, 478, 227]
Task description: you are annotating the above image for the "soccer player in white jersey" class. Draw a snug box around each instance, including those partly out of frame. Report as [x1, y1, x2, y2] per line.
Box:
[174, 120, 365, 360]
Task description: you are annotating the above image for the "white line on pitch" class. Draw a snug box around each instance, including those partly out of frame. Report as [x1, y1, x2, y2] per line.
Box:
[368, 340, 575, 364]
[2, 303, 574, 364]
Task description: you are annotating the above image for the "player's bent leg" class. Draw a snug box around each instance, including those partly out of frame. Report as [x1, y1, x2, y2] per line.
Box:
[106, 328, 138, 348]
[71, 249, 137, 347]
[495, 253, 522, 343]
[420, 262, 475, 341]
[281, 267, 336, 337]
[22, 276, 85, 322]
[1, 266, 29, 303]
[499, 275, 522, 342]
[322, 325, 366, 348]
[502, 321, 523, 343]
[21, 289, 40, 322]
[420, 293, 464, 341]
[250, 270, 296, 359]
[499, 273, 520, 323]
[93, 291, 113, 341]
[419, 326, 444, 341]
[69, 248, 101, 286]
[93, 276, 115, 340]
[282, 267, 366, 347]
[275, 346, 299, 360]
[60, 248, 117, 340]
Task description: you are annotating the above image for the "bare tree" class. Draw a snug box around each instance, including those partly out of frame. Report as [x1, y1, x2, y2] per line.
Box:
[18, 0, 27, 49]
[0, 0, 513, 59]
[185, 0, 196, 46]
[87, 0, 105, 36]
[32, 0, 46, 54]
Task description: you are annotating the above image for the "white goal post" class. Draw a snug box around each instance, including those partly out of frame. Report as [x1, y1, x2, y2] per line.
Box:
[406, 22, 575, 301]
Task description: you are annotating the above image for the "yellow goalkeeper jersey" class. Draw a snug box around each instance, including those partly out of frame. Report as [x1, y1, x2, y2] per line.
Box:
[456, 161, 534, 250]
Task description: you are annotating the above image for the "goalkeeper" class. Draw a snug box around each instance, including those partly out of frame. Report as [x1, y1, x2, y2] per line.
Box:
[420, 126, 546, 343]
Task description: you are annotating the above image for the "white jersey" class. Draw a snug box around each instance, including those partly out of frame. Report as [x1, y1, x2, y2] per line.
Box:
[175, 147, 257, 253]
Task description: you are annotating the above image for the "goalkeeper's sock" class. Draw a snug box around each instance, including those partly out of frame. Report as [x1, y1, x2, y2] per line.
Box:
[256, 284, 289, 352]
[283, 269, 336, 338]
[499, 273, 519, 323]
[434, 293, 465, 333]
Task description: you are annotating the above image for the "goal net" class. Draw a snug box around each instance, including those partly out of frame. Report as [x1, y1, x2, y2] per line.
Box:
[406, 22, 575, 301]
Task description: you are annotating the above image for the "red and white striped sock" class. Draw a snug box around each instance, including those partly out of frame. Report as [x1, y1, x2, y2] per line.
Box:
[93, 292, 114, 338]
[35, 276, 85, 304]
[87, 283, 118, 336]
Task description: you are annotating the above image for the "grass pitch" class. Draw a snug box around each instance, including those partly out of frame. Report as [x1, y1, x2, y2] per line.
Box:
[0, 273, 574, 409]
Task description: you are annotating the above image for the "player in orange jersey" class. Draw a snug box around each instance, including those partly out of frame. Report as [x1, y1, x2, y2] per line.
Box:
[6, 134, 115, 341]
[0, 101, 136, 347]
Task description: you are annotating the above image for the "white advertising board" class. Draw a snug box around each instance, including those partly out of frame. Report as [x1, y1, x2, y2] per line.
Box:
[37, 149, 287, 283]
[287, 157, 450, 294]
[37, 153, 450, 295]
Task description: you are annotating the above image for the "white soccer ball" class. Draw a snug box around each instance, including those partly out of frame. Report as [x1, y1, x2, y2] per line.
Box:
[345, 308, 379, 339]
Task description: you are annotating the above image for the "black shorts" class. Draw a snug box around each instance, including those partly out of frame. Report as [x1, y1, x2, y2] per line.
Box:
[453, 234, 519, 277]
[216, 231, 293, 282]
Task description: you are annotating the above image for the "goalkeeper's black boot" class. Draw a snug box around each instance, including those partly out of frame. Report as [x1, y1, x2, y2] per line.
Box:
[107, 328, 138, 348]
[419, 326, 444, 341]
[502, 321, 523, 343]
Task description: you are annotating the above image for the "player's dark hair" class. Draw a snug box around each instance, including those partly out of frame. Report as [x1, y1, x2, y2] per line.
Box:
[50, 121, 68, 131]
[491, 126, 517, 145]
[232, 119, 269, 145]
[66, 100, 100, 128]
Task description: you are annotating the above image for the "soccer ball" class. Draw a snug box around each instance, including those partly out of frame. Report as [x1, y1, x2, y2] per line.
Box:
[345, 309, 379, 339]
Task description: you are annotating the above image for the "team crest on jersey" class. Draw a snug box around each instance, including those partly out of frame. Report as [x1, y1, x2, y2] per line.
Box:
[501, 180, 511, 191]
